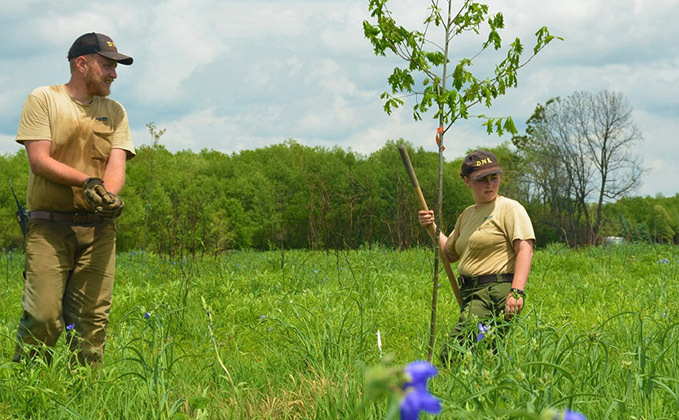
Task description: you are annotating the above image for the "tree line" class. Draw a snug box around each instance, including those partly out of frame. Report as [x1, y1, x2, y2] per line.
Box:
[2, 138, 677, 256]
[1, 93, 676, 255]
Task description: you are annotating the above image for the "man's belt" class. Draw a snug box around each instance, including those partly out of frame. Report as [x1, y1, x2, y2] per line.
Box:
[459, 273, 514, 287]
[28, 210, 103, 224]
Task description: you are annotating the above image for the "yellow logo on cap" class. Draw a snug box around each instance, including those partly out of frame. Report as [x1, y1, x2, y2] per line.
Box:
[475, 158, 492, 166]
[107, 41, 116, 47]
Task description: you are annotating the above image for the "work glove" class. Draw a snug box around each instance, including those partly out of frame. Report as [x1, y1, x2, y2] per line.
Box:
[82, 177, 125, 219]
[96, 194, 124, 219]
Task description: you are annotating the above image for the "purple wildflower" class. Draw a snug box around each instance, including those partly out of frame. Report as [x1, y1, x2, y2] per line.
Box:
[400, 361, 442, 420]
[558, 409, 587, 420]
[144, 312, 151, 319]
[477, 323, 489, 342]
[66, 323, 75, 331]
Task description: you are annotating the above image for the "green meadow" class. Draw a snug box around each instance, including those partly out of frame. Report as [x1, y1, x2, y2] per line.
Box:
[1, 243, 678, 419]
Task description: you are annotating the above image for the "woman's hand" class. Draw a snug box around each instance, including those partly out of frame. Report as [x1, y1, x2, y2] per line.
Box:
[505, 293, 524, 319]
[418, 210, 435, 228]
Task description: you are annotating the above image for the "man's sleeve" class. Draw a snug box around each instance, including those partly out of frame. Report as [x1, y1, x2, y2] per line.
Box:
[16, 90, 51, 143]
[109, 101, 135, 159]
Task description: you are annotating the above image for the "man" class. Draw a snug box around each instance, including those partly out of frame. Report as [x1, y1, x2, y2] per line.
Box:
[13, 33, 135, 366]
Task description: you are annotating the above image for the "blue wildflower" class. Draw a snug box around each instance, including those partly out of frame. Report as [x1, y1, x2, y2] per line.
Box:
[558, 409, 587, 420]
[132, 250, 137, 256]
[658, 258, 669, 264]
[400, 361, 442, 420]
[66, 323, 75, 331]
[260, 315, 265, 320]
[144, 312, 151, 319]
[477, 323, 489, 342]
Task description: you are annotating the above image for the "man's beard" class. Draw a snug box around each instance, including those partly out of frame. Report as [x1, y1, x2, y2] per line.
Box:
[84, 68, 111, 97]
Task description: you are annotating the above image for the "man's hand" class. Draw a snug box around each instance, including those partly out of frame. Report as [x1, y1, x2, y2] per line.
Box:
[83, 177, 107, 207]
[82, 177, 125, 218]
[96, 194, 124, 218]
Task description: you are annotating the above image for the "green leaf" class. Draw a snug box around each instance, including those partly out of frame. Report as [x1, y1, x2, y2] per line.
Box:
[484, 29, 502, 50]
[424, 51, 447, 66]
[495, 118, 504, 135]
[482, 118, 494, 134]
[503, 116, 518, 135]
[381, 94, 404, 115]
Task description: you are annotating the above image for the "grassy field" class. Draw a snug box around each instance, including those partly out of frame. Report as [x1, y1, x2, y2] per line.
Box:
[1, 243, 678, 419]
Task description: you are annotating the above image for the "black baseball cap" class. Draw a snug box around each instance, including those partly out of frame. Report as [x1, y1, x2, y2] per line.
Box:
[67, 33, 133, 65]
[460, 150, 503, 180]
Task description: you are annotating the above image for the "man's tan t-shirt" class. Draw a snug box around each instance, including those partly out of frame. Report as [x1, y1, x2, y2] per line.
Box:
[16, 85, 135, 212]
[445, 196, 535, 277]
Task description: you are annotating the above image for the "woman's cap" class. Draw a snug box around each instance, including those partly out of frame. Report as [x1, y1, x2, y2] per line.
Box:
[67, 33, 133, 65]
[460, 150, 503, 180]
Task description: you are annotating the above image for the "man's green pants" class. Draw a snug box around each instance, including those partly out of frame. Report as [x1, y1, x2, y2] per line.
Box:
[13, 218, 116, 366]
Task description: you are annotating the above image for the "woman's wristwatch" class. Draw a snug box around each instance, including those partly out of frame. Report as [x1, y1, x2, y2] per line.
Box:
[510, 288, 525, 300]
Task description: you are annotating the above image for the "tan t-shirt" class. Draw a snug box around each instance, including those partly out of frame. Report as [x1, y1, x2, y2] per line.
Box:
[445, 196, 535, 277]
[16, 85, 135, 212]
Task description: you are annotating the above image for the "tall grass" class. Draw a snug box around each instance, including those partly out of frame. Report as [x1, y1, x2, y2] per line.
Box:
[0, 243, 678, 419]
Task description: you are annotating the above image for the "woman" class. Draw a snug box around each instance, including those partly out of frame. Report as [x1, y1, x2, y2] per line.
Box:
[418, 150, 535, 363]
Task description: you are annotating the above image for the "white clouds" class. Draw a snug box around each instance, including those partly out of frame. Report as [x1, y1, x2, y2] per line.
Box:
[632, 109, 679, 196]
[208, 2, 310, 39]
[132, 1, 227, 103]
[133, 107, 243, 152]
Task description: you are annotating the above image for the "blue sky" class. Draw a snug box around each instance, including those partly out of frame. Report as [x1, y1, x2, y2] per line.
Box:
[1, 0, 677, 197]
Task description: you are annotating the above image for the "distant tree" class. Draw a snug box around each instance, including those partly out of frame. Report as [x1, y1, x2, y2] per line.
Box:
[515, 99, 589, 245]
[649, 204, 675, 244]
[516, 91, 644, 245]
